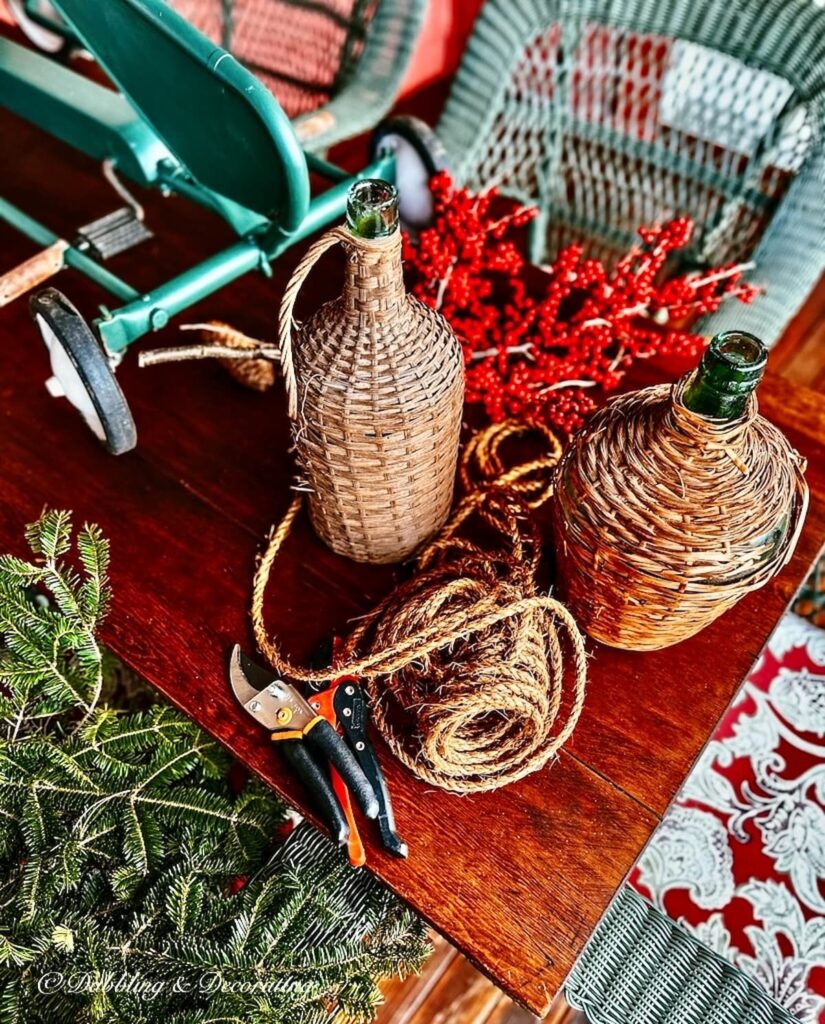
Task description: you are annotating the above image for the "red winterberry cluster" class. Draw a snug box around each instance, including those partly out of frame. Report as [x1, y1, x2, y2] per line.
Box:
[403, 173, 760, 432]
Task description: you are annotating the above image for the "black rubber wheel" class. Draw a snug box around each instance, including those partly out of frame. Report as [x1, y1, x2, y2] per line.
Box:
[30, 289, 137, 455]
[370, 115, 450, 229]
[8, 0, 74, 57]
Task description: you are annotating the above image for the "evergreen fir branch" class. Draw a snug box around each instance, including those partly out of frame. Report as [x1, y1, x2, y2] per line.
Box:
[40, 563, 84, 625]
[0, 981, 22, 1024]
[53, 840, 83, 894]
[76, 524, 110, 625]
[123, 801, 157, 874]
[24, 510, 72, 562]
[76, 707, 207, 759]
[20, 789, 45, 853]
[0, 617, 53, 674]
[16, 856, 42, 923]
[0, 556, 45, 585]
[27, 740, 96, 788]
[0, 934, 35, 967]
[0, 512, 429, 1022]
[0, 513, 109, 731]
[109, 864, 144, 904]
[0, 774, 103, 800]
[165, 873, 204, 936]
[132, 788, 237, 824]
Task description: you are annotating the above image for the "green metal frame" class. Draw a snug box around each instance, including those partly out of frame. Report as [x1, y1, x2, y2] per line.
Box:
[0, 3, 396, 353]
[17, 0, 429, 154]
[15, 0, 58, 35]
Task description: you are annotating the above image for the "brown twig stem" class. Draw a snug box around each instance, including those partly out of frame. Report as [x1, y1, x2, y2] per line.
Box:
[139, 343, 280, 367]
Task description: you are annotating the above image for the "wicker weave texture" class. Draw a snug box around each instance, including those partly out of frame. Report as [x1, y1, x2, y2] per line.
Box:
[438, 0, 825, 346]
[168, 0, 425, 149]
[551, 377, 808, 651]
[280, 228, 464, 565]
[565, 886, 797, 1024]
[171, 0, 374, 117]
[272, 821, 406, 946]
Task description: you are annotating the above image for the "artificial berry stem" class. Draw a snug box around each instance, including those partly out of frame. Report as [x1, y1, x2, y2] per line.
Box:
[403, 172, 761, 432]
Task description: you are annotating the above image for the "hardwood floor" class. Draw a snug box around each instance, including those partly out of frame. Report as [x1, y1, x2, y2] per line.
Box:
[375, 277, 825, 1023]
[375, 933, 550, 1024]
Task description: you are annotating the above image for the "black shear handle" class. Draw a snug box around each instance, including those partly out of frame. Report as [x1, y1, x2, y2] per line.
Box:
[281, 739, 349, 846]
[334, 684, 408, 858]
[305, 719, 379, 820]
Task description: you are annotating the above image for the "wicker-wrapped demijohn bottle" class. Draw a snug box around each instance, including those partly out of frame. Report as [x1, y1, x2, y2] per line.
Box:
[278, 180, 464, 564]
[551, 331, 808, 650]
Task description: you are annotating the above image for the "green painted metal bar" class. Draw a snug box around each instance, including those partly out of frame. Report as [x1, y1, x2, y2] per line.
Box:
[0, 38, 274, 242]
[22, 0, 74, 39]
[50, 0, 311, 232]
[0, 37, 170, 187]
[155, 163, 270, 237]
[96, 239, 266, 352]
[304, 151, 351, 183]
[0, 196, 141, 303]
[266, 152, 396, 258]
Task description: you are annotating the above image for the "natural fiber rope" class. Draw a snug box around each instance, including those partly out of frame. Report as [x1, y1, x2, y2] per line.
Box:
[279, 225, 401, 420]
[252, 420, 588, 793]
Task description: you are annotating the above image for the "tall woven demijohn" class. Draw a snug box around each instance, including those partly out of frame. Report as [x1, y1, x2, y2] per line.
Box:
[279, 180, 464, 564]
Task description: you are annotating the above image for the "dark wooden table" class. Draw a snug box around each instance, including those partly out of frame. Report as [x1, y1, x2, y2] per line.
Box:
[2, 107, 824, 1017]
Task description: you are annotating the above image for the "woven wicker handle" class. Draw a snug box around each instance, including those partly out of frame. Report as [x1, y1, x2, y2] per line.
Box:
[278, 226, 351, 420]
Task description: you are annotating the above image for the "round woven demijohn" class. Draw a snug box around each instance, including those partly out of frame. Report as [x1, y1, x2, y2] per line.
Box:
[551, 369, 809, 651]
[278, 195, 464, 565]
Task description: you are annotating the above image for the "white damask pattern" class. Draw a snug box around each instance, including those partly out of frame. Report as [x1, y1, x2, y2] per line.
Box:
[640, 806, 735, 909]
[768, 613, 825, 666]
[692, 882, 825, 1023]
[772, 667, 825, 739]
[636, 613, 825, 1023]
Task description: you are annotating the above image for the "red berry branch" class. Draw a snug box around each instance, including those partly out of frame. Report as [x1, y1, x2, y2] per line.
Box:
[403, 172, 760, 432]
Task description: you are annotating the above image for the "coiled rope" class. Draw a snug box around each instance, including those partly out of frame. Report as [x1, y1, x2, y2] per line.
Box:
[252, 420, 588, 793]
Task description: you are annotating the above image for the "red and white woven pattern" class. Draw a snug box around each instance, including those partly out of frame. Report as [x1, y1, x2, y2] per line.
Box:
[632, 612, 825, 1022]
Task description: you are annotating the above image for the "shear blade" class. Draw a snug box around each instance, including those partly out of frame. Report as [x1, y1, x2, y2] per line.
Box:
[229, 644, 264, 706]
[230, 644, 290, 705]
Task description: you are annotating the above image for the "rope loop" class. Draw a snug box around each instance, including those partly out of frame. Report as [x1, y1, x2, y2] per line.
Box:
[252, 420, 588, 793]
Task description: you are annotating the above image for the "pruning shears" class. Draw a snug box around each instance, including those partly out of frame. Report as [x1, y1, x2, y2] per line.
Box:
[229, 645, 407, 866]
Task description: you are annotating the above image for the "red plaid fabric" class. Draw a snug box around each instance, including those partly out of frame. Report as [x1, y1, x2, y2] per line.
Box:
[632, 612, 825, 1022]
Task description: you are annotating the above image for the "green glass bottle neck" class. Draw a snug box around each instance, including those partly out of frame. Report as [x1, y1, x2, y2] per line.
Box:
[682, 331, 767, 420]
[346, 179, 399, 239]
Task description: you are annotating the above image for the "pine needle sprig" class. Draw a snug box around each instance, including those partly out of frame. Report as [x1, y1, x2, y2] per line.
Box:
[0, 509, 110, 732]
[0, 511, 429, 1023]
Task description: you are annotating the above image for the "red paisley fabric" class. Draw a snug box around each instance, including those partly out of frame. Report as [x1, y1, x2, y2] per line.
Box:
[631, 613, 825, 1022]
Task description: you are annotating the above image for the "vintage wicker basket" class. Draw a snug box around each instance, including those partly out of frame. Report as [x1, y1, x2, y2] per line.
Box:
[551, 376, 809, 650]
[278, 223, 464, 565]
[438, 0, 825, 348]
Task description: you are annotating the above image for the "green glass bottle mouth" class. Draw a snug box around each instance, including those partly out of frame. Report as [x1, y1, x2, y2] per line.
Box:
[707, 331, 767, 382]
[682, 330, 767, 419]
[346, 179, 399, 239]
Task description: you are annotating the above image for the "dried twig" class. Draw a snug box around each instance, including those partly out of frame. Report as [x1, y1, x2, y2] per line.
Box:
[139, 343, 280, 367]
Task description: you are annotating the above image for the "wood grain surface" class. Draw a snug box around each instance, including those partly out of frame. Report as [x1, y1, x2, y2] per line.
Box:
[1, 99, 823, 1016]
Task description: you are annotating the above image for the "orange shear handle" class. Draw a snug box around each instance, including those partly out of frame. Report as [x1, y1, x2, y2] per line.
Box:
[310, 684, 366, 868]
